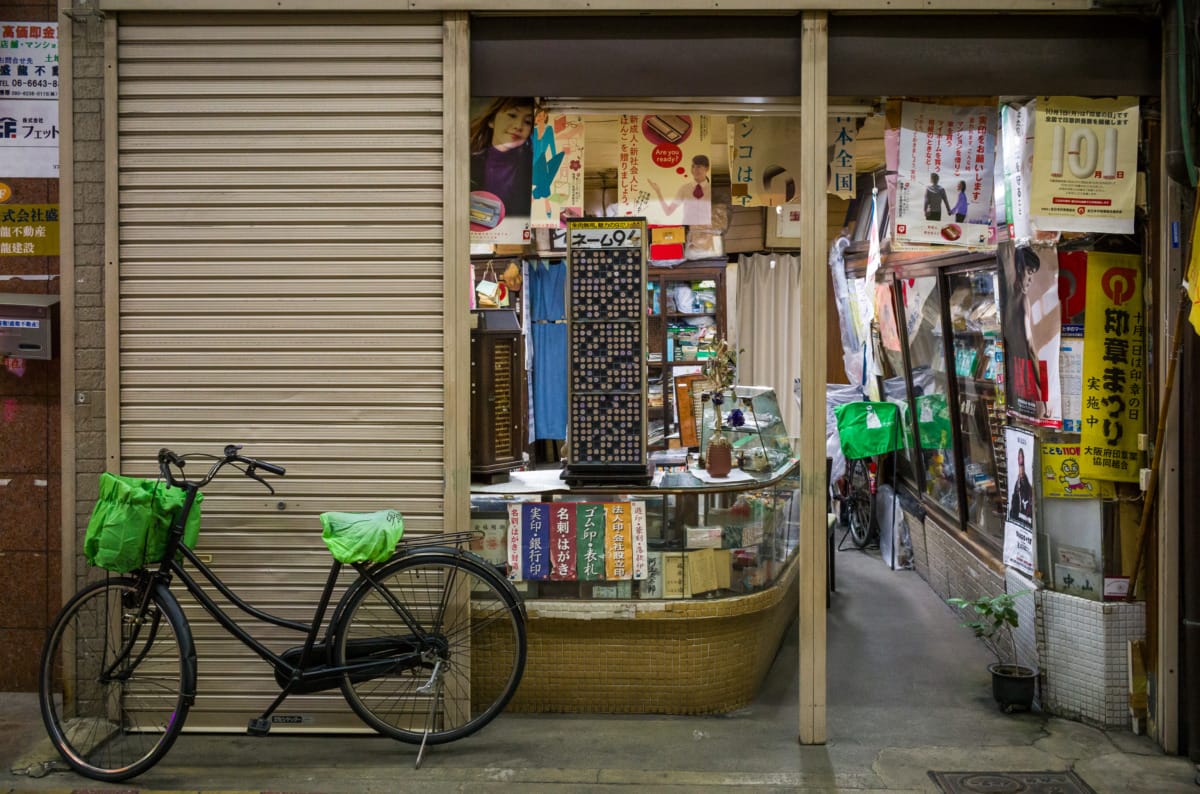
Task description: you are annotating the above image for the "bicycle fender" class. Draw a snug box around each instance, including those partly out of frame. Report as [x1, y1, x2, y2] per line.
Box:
[152, 580, 198, 706]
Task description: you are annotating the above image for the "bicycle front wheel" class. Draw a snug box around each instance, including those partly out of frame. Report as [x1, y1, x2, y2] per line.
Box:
[335, 551, 526, 745]
[845, 457, 875, 549]
[39, 577, 190, 782]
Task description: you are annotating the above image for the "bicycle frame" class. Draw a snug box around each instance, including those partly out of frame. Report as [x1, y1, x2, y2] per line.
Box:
[147, 481, 437, 711]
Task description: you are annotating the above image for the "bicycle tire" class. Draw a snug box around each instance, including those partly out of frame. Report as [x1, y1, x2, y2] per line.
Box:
[845, 458, 875, 549]
[334, 550, 526, 745]
[39, 576, 191, 782]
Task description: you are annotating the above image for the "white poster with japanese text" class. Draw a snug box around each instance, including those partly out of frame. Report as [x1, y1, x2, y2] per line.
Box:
[1031, 96, 1139, 234]
[896, 101, 996, 248]
[1003, 426, 1037, 578]
[0, 22, 58, 99]
[0, 98, 57, 177]
[530, 108, 584, 229]
[726, 116, 803, 208]
[618, 114, 711, 226]
[827, 116, 858, 199]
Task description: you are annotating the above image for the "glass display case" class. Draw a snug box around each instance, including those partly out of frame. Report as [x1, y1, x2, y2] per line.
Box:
[469, 457, 799, 601]
[699, 386, 793, 474]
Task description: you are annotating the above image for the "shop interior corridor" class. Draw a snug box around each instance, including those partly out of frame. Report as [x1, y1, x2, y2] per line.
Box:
[4, 548, 1194, 793]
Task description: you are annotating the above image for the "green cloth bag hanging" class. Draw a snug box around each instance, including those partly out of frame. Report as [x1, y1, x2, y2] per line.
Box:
[83, 473, 203, 573]
[320, 509, 405, 564]
[834, 401, 903, 458]
[915, 392, 953, 450]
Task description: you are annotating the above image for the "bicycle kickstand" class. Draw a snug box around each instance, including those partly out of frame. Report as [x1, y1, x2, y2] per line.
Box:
[414, 660, 444, 770]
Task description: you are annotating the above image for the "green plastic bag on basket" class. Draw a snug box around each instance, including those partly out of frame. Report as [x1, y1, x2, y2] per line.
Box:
[834, 401, 903, 459]
[84, 473, 203, 573]
[320, 509, 405, 564]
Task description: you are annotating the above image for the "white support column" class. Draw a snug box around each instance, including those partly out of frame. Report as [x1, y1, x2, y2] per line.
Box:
[798, 10, 829, 746]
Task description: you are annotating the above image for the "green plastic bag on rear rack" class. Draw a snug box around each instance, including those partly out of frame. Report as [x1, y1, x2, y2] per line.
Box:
[320, 509, 405, 564]
[83, 472, 204, 573]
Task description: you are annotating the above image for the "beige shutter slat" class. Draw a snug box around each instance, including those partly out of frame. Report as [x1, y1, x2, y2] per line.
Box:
[117, 16, 445, 732]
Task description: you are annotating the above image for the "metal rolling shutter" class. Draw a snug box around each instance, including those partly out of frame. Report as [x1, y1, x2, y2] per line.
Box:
[116, 16, 445, 731]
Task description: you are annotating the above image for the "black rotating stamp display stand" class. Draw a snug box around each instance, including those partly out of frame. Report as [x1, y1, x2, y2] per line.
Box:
[562, 218, 653, 486]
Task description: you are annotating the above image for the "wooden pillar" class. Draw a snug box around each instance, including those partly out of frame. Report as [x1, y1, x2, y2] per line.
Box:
[798, 10, 829, 746]
[443, 13, 471, 538]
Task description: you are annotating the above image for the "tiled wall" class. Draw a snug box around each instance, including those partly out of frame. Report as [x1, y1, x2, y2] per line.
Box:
[1, 1, 63, 692]
[504, 560, 799, 714]
[1037, 590, 1145, 728]
[1, 200, 61, 690]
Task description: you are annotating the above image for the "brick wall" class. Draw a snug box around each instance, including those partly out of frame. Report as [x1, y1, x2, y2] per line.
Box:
[0, 0, 63, 692]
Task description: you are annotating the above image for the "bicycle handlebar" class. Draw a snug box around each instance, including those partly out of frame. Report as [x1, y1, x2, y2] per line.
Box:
[158, 445, 286, 492]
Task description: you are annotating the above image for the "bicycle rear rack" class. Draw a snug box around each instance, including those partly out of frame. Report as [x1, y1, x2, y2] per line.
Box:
[398, 530, 479, 551]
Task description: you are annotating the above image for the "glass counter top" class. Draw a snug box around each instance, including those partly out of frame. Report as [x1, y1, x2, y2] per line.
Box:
[471, 457, 800, 497]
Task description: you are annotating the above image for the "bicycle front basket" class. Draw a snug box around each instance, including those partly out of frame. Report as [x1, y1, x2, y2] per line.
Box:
[834, 401, 903, 459]
[83, 472, 203, 573]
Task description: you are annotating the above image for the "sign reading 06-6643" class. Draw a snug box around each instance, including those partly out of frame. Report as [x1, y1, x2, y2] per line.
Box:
[1079, 252, 1143, 482]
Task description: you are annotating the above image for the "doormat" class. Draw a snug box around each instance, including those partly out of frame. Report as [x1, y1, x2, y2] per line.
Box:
[929, 770, 1097, 794]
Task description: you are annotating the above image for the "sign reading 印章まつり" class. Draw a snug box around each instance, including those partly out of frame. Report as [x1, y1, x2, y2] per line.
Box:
[1078, 252, 1144, 482]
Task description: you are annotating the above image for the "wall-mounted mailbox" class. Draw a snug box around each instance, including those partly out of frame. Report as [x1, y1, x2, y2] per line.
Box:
[0, 294, 60, 360]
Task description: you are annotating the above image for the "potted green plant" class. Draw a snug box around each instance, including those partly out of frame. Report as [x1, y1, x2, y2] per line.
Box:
[947, 589, 1037, 713]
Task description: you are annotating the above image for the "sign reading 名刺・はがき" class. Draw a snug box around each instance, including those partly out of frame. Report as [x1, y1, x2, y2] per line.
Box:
[549, 503, 576, 581]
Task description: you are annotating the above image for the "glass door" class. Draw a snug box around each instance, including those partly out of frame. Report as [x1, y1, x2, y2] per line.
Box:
[899, 274, 960, 523]
[945, 267, 1006, 547]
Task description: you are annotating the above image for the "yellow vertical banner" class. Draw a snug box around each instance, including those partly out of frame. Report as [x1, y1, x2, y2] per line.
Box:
[604, 502, 633, 580]
[1079, 252, 1143, 482]
[1188, 199, 1200, 335]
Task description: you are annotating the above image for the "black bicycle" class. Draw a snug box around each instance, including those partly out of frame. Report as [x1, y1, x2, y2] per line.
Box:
[837, 456, 878, 550]
[39, 445, 527, 781]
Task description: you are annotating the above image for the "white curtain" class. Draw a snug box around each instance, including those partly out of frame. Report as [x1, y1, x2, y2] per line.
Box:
[733, 253, 803, 435]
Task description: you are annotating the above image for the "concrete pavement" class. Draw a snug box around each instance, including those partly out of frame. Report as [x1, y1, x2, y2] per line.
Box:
[4, 549, 1196, 792]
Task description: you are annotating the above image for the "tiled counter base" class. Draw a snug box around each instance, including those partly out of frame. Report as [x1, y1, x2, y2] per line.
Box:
[1036, 589, 1145, 729]
[504, 556, 799, 714]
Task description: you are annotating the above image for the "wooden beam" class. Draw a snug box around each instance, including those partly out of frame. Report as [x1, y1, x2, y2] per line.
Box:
[104, 16, 120, 472]
[443, 12, 471, 539]
[798, 9, 828, 746]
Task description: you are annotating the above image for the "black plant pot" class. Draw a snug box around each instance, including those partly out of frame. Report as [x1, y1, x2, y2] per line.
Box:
[988, 663, 1038, 713]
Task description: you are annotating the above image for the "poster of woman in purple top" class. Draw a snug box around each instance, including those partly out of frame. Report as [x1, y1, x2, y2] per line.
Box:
[469, 97, 534, 244]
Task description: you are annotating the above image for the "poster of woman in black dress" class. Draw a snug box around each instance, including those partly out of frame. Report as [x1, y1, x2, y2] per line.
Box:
[1001, 243, 1062, 426]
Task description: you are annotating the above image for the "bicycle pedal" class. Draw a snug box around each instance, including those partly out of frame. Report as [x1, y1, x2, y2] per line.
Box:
[246, 717, 271, 736]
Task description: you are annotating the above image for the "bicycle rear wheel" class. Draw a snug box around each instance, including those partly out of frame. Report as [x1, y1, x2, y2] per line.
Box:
[39, 577, 190, 782]
[335, 550, 526, 745]
[845, 457, 875, 549]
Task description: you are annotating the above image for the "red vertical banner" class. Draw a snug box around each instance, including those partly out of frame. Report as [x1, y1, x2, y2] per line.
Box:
[549, 503, 577, 581]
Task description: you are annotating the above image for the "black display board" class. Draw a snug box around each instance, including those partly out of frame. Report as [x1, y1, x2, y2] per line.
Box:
[563, 219, 652, 486]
